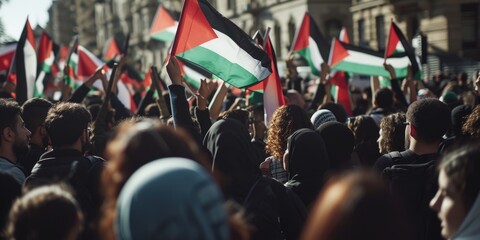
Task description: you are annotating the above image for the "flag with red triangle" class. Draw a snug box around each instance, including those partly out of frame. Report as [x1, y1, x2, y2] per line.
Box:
[103, 38, 121, 61]
[330, 27, 352, 116]
[290, 12, 330, 76]
[339, 27, 350, 43]
[385, 20, 421, 79]
[35, 31, 57, 97]
[171, 0, 271, 89]
[150, 5, 178, 43]
[12, 19, 37, 104]
[0, 42, 16, 73]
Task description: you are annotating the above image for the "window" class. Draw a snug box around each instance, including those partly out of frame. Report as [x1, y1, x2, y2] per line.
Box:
[325, 19, 341, 40]
[288, 18, 296, 47]
[358, 19, 366, 46]
[376, 15, 385, 50]
[461, 3, 478, 49]
[274, 24, 282, 58]
[227, 0, 235, 10]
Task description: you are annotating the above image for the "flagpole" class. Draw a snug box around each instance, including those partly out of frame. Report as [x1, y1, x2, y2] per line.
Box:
[151, 66, 171, 120]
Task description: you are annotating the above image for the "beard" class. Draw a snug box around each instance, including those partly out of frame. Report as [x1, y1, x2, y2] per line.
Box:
[13, 138, 30, 159]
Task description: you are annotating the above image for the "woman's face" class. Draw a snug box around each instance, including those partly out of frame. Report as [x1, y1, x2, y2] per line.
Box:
[430, 170, 468, 239]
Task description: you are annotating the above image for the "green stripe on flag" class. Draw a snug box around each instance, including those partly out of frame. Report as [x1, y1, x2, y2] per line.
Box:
[295, 47, 320, 76]
[333, 61, 408, 78]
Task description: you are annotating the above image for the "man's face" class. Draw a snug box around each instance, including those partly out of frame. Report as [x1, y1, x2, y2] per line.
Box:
[12, 115, 31, 158]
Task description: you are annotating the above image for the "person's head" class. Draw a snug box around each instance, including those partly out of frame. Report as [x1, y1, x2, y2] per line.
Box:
[310, 109, 337, 129]
[87, 104, 116, 131]
[378, 113, 406, 154]
[115, 158, 229, 240]
[21, 98, 53, 147]
[219, 109, 249, 128]
[0, 99, 31, 161]
[285, 89, 306, 109]
[318, 102, 348, 123]
[283, 128, 329, 207]
[347, 115, 379, 145]
[316, 122, 354, 170]
[374, 87, 394, 109]
[462, 105, 480, 140]
[430, 144, 480, 239]
[266, 104, 312, 161]
[6, 184, 84, 240]
[405, 98, 451, 145]
[101, 118, 208, 240]
[302, 171, 407, 240]
[144, 103, 160, 117]
[450, 105, 472, 138]
[44, 102, 92, 149]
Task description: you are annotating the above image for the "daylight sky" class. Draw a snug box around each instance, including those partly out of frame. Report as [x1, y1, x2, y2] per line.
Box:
[0, 0, 53, 39]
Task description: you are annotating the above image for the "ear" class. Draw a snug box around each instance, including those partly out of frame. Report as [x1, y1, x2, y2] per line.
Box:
[409, 123, 417, 139]
[1, 127, 15, 143]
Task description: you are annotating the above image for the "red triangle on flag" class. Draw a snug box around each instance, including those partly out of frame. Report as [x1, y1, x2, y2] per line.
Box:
[290, 13, 310, 52]
[103, 38, 121, 60]
[37, 31, 53, 64]
[329, 39, 349, 67]
[171, 0, 217, 54]
[150, 6, 177, 35]
[385, 20, 400, 58]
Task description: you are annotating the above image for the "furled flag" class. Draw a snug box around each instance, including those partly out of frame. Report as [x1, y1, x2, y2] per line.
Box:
[12, 19, 37, 104]
[77, 45, 137, 111]
[170, 0, 271, 89]
[385, 20, 421, 79]
[35, 31, 57, 97]
[103, 38, 121, 61]
[329, 38, 410, 78]
[330, 27, 352, 116]
[289, 12, 330, 76]
[150, 5, 178, 43]
[0, 42, 16, 73]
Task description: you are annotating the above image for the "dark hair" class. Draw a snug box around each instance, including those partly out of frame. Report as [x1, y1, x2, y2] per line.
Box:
[21, 98, 53, 133]
[439, 144, 480, 210]
[0, 99, 22, 138]
[374, 87, 394, 109]
[319, 102, 348, 123]
[45, 102, 92, 148]
[302, 171, 408, 240]
[266, 105, 312, 160]
[462, 105, 480, 139]
[347, 115, 380, 166]
[144, 103, 160, 117]
[379, 113, 406, 153]
[316, 121, 354, 170]
[6, 184, 83, 240]
[219, 109, 250, 127]
[406, 99, 451, 143]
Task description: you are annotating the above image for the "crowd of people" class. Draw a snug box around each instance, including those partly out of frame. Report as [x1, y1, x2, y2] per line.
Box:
[0, 55, 479, 240]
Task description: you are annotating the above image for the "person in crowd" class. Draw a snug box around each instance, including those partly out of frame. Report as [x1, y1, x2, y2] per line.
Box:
[377, 112, 407, 154]
[310, 109, 337, 129]
[5, 184, 84, 240]
[0, 99, 31, 184]
[347, 115, 380, 167]
[204, 118, 306, 240]
[17, 98, 53, 175]
[285, 89, 306, 109]
[261, 104, 312, 183]
[369, 87, 396, 126]
[249, 104, 267, 161]
[283, 128, 329, 208]
[100, 118, 210, 240]
[24, 102, 105, 240]
[430, 144, 480, 240]
[461, 105, 480, 140]
[318, 102, 348, 123]
[115, 158, 232, 240]
[316, 121, 355, 171]
[0, 172, 21, 237]
[301, 171, 409, 240]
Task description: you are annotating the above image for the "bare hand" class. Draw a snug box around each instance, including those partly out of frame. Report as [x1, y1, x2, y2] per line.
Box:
[383, 62, 396, 79]
[166, 57, 183, 86]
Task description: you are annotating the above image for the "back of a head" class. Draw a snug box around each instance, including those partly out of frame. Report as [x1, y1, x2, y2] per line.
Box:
[6, 185, 83, 240]
[406, 98, 451, 143]
[45, 102, 92, 148]
[318, 102, 348, 123]
[316, 122, 354, 170]
[374, 87, 394, 109]
[311, 109, 337, 129]
[379, 113, 407, 153]
[301, 171, 408, 240]
[462, 105, 480, 139]
[450, 105, 472, 137]
[286, 89, 306, 109]
[116, 158, 229, 240]
[21, 98, 53, 133]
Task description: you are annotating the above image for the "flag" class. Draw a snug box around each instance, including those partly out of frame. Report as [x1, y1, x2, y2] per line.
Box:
[103, 38, 121, 61]
[35, 31, 56, 97]
[171, 0, 271, 89]
[385, 20, 421, 79]
[290, 12, 330, 76]
[177, 58, 212, 89]
[150, 5, 178, 43]
[12, 19, 37, 104]
[329, 38, 410, 78]
[330, 27, 352, 116]
[77, 45, 137, 111]
[0, 43, 16, 72]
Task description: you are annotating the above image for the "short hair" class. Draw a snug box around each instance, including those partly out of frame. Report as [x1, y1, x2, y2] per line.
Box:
[0, 98, 22, 137]
[379, 113, 406, 153]
[21, 98, 53, 133]
[318, 102, 348, 123]
[45, 102, 92, 148]
[374, 87, 394, 109]
[219, 109, 249, 127]
[6, 184, 83, 240]
[406, 99, 451, 143]
[439, 144, 480, 211]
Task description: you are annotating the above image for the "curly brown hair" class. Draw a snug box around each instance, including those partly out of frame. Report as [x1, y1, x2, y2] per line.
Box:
[379, 113, 406, 154]
[99, 118, 209, 240]
[462, 105, 480, 139]
[265, 105, 312, 160]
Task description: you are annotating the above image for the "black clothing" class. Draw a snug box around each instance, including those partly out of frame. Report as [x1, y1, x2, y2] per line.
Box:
[169, 84, 203, 145]
[17, 143, 46, 176]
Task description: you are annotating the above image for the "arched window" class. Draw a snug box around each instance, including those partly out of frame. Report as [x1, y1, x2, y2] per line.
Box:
[288, 17, 296, 49]
[325, 19, 342, 40]
[274, 24, 282, 58]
